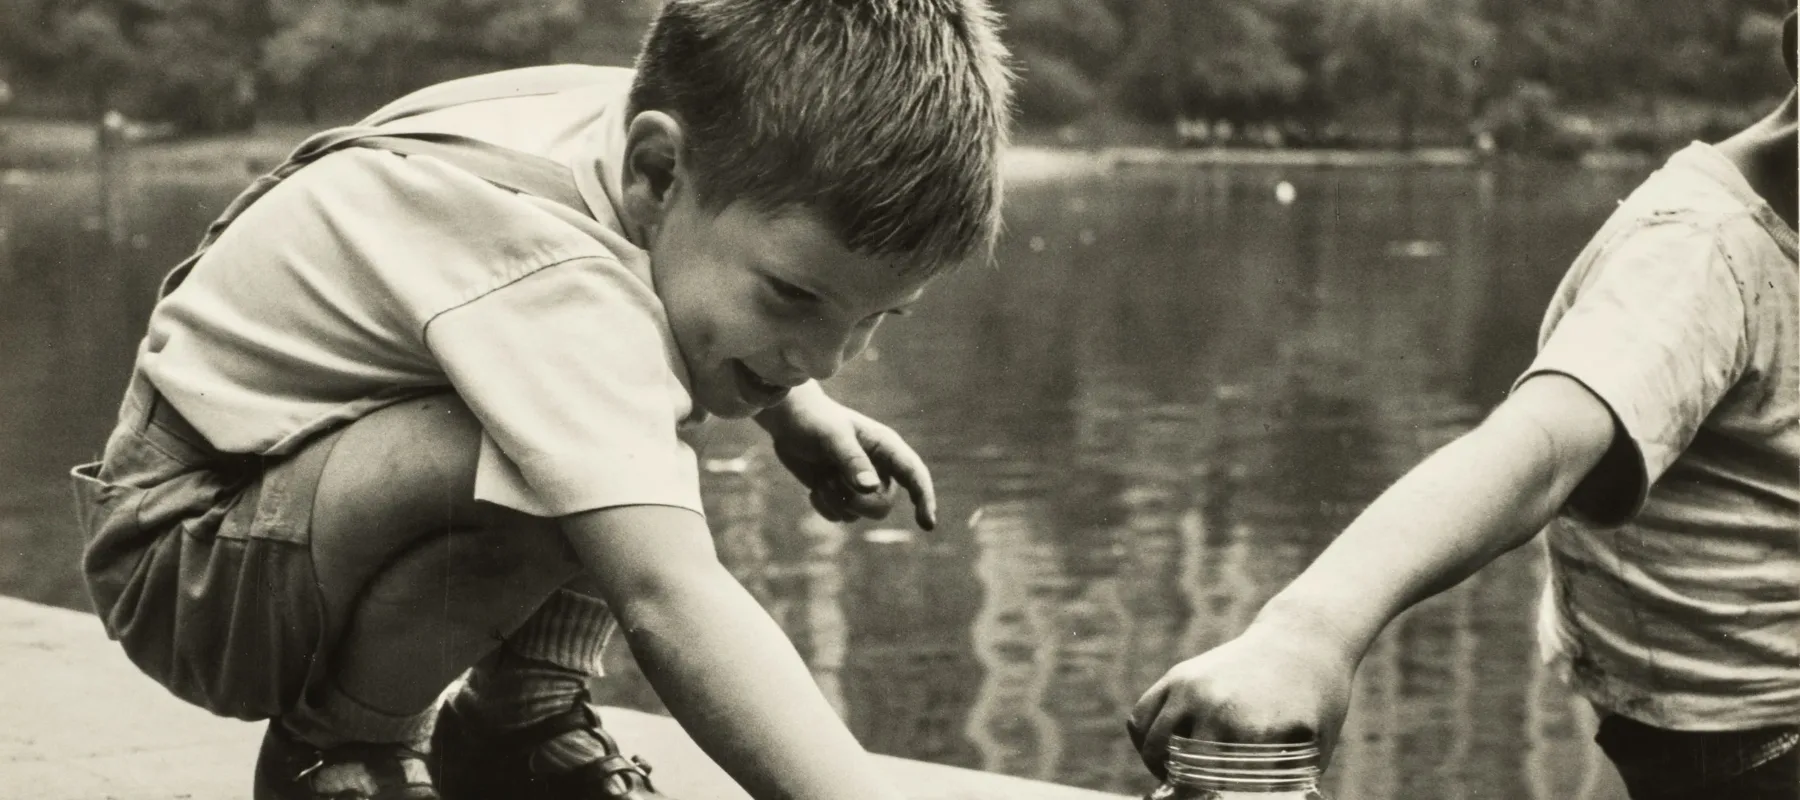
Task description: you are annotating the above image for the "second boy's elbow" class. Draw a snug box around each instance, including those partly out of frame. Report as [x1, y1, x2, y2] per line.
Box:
[1479, 416, 1574, 528]
[1476, 377, 1620, 527]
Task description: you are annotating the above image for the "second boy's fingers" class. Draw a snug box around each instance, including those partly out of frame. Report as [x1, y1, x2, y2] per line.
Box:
[1128, 683, 1176, 780]
[1125, 697, 1153, 753]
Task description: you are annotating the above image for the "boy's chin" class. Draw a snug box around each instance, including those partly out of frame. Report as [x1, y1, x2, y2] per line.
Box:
[694, 369, 792, 419]
[694, 385, 762, 420]
[706, 403, 761, 420]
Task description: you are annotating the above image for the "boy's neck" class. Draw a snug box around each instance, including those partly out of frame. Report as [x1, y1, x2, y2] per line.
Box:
[1717, 92, 1798, 232]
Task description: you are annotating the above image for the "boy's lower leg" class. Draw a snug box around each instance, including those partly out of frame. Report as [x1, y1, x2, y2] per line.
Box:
[265, 524, 577, 800]
[285, 394, 661, 796]
[287, 526, 580, 745]
[458, 586, 616, 768]
[434, 580, 670, 798]
[262, 394, 583, 798]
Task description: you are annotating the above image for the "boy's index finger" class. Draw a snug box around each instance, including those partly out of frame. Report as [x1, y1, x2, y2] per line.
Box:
[860, 427, 936, 529]
[918, 483, 938, 530]
[895, 458, 937, 530]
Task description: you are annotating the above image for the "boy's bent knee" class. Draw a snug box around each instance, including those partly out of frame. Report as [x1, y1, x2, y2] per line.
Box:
[313, 393, 496, 538]
[308, 392, 561, 609]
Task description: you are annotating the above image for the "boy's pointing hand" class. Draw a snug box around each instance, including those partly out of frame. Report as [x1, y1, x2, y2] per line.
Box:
[755, 383, 938, 530]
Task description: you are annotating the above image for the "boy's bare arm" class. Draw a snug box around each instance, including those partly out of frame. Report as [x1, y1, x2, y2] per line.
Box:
[1259, 372, 1617, 662]
[1130, 373, 1618, 772]
[561, 505, 904, 800]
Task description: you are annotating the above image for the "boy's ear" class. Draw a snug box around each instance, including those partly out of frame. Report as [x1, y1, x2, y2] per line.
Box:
[621, 111, 687, 238]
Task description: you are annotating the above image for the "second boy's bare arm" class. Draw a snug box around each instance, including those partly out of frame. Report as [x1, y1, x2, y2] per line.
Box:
[562, 504, 904, 800]
[1129, 372, 1618, 773]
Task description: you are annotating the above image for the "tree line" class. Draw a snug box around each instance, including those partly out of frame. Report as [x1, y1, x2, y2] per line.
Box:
[1005, 0, 1792, 151]
[0, 0, 1792, 152]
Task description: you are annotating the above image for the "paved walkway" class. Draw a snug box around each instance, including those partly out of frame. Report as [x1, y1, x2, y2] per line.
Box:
[0, 596, 1127, 800]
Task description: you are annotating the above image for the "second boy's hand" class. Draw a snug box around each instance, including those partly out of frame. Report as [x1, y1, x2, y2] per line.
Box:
[755, 381, 939, 530]
[1125, 374, 1616, 777]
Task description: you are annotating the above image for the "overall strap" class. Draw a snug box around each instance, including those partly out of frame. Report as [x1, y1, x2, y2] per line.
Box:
[290, 128, 592, 214]
[158, 67, 612, 299]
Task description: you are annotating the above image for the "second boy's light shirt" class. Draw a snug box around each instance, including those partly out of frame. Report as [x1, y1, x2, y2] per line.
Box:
[1518, 143, 1800, 730]
[139, 67, 708, 518]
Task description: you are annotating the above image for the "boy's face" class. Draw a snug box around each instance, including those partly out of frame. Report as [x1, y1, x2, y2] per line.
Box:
[649, 197, 935, 419]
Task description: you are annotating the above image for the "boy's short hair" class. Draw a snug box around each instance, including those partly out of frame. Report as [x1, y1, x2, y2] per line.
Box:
[629, 0, 1014, 273]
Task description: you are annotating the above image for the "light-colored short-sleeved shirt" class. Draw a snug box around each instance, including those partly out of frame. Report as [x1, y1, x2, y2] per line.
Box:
[1518, 142, 1799, 730]
[139, 66, 709, 518]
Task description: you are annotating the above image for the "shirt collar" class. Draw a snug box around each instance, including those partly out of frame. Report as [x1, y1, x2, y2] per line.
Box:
[568, 71, 655, 287]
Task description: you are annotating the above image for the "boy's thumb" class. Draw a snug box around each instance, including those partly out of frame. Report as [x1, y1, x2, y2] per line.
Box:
[825, 434, 882, 492]
[847, 462, 882, 492]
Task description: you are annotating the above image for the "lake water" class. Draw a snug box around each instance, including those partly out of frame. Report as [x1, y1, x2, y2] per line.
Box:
[0, 150, 1650, 798]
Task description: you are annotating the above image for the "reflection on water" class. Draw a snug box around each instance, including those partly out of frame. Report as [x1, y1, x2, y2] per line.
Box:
[0, 154, 1648, 797]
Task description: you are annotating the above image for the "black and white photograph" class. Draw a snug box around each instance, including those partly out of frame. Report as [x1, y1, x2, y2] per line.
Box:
[0, 1, 1796, 798]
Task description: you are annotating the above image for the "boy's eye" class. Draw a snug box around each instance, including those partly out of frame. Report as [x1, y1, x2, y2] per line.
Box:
[767, 278, 817, 304]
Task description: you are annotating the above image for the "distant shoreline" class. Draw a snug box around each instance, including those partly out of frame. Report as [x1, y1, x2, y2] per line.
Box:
[1004, 144, 1660, 183]
[1, 118, 1660, 180]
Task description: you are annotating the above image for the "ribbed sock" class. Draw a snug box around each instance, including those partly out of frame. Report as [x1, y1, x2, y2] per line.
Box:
[460, 588, 616, 772]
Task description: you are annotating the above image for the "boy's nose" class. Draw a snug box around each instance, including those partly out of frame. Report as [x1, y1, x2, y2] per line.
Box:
[784, 340, 849, 382]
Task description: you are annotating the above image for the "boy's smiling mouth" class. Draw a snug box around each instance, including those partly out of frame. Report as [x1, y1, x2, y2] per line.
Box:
[731, 360, 792, 408]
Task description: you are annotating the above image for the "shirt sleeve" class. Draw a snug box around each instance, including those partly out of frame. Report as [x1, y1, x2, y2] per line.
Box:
[1515, 217, 1750, 525]
[425, 256, 703, 518]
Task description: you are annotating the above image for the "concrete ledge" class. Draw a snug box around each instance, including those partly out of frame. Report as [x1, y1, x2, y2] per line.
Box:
[0, 596, 1126, 799]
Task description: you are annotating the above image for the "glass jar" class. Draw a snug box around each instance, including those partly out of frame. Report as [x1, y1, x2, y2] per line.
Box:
[1144, 737, 1329, 800]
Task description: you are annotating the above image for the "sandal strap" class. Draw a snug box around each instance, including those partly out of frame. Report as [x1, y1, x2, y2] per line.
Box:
[508, 703, 661, 792]
[560, 753, 659, 795]
[572, 753, 647, 782]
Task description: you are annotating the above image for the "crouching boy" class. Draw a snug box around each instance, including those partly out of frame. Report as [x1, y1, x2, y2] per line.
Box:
[69, 2, 1013, 799]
